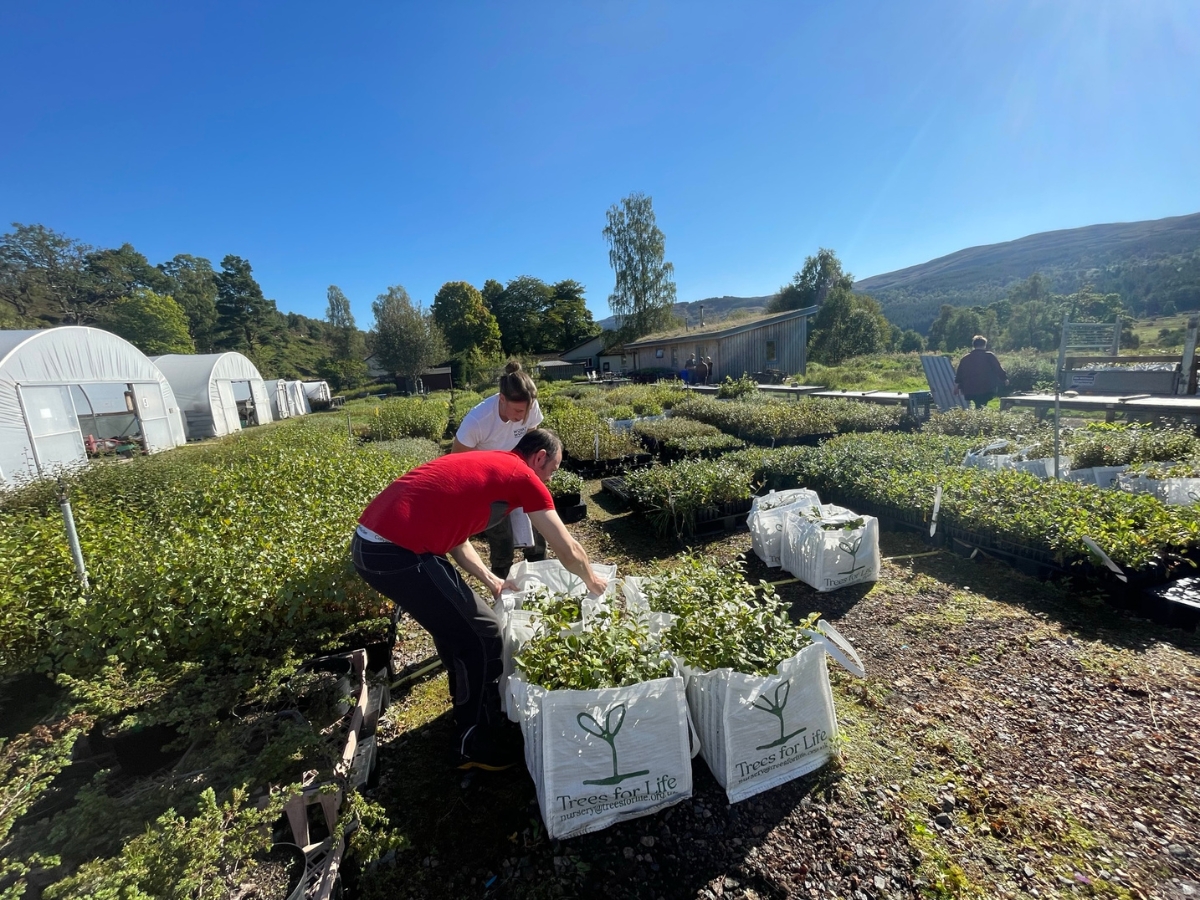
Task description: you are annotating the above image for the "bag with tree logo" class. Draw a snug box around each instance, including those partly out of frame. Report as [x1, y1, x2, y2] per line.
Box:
[683, 619, 864, 803]
[508, 672, 695, 840]
[747, 488, 822, 568]
[782, 504, 880, 592]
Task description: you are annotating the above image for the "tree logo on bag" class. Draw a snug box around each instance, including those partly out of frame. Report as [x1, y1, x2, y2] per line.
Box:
[752, 681, 807, 751]
[577, 703, 650, 786]
[836, 528, 867, 576]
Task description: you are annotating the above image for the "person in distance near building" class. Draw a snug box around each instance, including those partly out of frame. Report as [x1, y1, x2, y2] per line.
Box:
[452, 361, 546, 579]
[351, 429, 606, 771]
[954, 335, 1008, 409]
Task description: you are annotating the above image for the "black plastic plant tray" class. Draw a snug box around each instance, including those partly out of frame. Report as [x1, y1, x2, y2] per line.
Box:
[557, 502, 587, 525]
[1139, 578, 1200, 632]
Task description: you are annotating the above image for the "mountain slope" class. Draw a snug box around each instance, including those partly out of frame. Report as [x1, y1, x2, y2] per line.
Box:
[855, 213, 1200, 332]
[596, 295, 773, 332]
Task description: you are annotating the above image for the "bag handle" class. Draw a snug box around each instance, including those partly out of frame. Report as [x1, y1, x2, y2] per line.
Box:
[802, 619, 865, 678]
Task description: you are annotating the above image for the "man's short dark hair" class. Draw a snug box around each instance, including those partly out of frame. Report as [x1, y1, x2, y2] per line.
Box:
[972, 335, 988, 349]
[515, 429, 562, 461]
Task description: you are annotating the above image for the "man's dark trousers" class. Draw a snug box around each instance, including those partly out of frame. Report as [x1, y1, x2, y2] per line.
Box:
[351, 534, 503, 739]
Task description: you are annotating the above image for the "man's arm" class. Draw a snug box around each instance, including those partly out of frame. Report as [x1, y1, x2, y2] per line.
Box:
[451, 437, 473, 453]
[448, 540, 505, 599]
[528, 509, 607, 596]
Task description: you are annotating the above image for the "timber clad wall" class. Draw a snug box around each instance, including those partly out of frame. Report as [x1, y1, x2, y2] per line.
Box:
[625, 309, 813, 380]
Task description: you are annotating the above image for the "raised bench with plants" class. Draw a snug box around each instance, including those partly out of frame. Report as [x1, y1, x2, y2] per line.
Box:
[743, 432, 1200, 587]
[621, 457, 756, 537]
[632, 417, 747, 461]
[542, 402, 649, 476]
[670, 395, 905, 447]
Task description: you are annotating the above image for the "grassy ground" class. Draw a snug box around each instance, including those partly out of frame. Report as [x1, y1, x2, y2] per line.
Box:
[353, 478, 1200, 900]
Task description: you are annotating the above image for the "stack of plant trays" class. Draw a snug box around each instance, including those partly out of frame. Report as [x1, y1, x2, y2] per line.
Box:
[279, 648, 389, 899]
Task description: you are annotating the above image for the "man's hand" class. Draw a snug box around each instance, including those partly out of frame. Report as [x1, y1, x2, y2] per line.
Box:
[485, 572, 506, 600]
[584, 572, 608, 597]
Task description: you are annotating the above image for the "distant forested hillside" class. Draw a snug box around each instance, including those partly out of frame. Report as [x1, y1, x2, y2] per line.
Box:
[596, 294, 772, 332]
[854, 213, 1200, 332]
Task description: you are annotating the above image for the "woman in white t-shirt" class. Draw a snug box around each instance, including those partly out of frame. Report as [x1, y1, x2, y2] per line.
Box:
[452, 361, 547, 577]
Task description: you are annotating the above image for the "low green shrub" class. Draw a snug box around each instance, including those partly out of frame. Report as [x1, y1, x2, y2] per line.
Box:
[716, 374, 759, 399]
[365, 438, 441, 464]
[515, 605, 673, 691]
[548, 469, 584, 498]
[633, 417, 720, 445]
[0, 421, 411, 675]
[1065, 423, 1200, 469]
[640, 556, 818, 675]
[665, 433, 747, 458]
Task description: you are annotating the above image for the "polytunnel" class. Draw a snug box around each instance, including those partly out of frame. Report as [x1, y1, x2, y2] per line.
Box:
[151, 352, 273, 439]
[0, 327, 187, 486]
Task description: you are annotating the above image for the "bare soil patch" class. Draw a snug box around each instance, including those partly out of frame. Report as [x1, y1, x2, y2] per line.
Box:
[355, 481, 1200, 900]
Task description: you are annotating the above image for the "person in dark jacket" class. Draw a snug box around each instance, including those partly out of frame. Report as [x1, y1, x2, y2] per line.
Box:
[954, 336, 1008, 408]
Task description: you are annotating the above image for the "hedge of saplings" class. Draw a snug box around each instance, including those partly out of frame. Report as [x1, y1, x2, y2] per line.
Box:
[920, 407, 1040, 437]
[1061, 423, 1200, 469]
[742, 433, 1200, 575]
[0, 420, 421, 676]
[633, 417, 722, 448]
[671, 395, 904, 445]
[545, 383, 685, 420]
[542, 403, 643, 464]
[623, 458, 756, 536]
[366, 396, 450, 441]
[617, 430, 1200, 574]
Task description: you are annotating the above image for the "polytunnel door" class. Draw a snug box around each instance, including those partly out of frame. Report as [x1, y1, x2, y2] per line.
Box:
[216, 380, 242, 434]
[15, 384, 87, 476]
[129, 382, 175, 453]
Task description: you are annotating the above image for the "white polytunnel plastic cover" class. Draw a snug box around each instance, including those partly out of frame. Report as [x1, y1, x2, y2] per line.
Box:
[151, 352, 274, 440]
[0, 327, 187, 486]
[286, 380, 311, 416]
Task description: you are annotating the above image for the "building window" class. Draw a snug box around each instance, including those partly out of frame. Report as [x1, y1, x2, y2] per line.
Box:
[766, 341, 777, 362]
[655, 348, 664, 358]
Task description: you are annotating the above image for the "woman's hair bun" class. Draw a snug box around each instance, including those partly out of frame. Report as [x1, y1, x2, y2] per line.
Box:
[504, 361, 522, 375]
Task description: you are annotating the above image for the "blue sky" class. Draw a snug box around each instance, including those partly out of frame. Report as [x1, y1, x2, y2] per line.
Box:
[3, 1, 1198, 326]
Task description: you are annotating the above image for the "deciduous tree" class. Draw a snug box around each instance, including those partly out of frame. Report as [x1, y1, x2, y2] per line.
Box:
[431, 281, 502, 356]
[769, 248, 853, 313]
[491, 276, 554, 354]
[546, 279, 600, 349]
[807, 287, 893, 364]
[371, 285, 447, 390]
[319, 285, 368, 390]
[0, 223, 92, 323]
[98, 289, 194, 355]
[603, 193, 676, 341]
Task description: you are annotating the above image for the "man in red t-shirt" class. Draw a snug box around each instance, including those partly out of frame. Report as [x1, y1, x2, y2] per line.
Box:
[352, 429, 606, 771]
